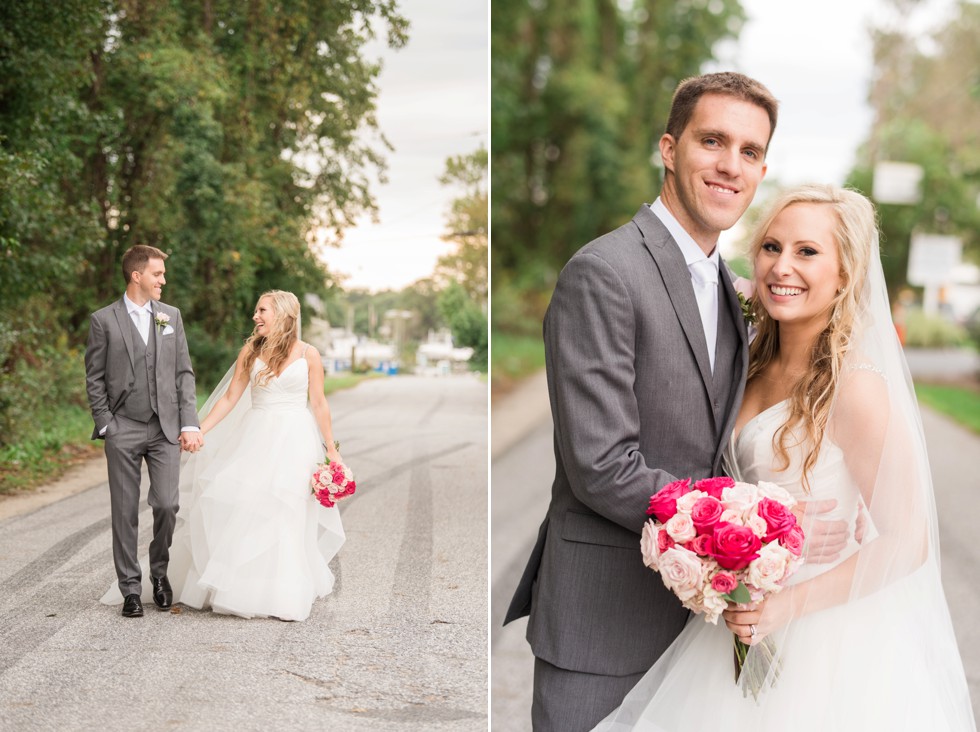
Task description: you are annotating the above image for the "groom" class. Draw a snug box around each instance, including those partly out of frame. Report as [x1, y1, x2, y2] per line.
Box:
[504, 72, 778, 729]
[85, 245, 202, 618]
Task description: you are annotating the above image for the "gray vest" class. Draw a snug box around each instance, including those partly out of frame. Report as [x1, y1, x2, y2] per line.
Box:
[117, 314, 158, 423]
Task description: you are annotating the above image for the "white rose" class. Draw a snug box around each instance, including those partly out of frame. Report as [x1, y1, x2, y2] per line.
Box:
[640, 520, 660, 570]
[747, 542, 792, 593]
[658, 547, 705, 602]
[756, 480, 796, 508]
[722, 482, 759, 515]
[746, 513, 769, 539]
[701, 586, 728, 624]
[675, 489, 707, 514]
[665, 512, 697, 543]
[720, 509, 744, 526]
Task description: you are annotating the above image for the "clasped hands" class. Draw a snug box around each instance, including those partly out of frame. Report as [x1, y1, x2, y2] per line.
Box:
[179, 431, 204, 453]
[723, 498, 866, 645]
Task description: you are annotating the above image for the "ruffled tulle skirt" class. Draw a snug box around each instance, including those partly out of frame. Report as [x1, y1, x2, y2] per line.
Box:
[593, 565, 975, 731]
[102, 405, 344, 622]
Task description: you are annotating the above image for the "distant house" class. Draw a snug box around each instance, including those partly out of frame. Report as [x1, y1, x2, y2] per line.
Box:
[416, 329, 474, 376]
[322, 328, 398, 375]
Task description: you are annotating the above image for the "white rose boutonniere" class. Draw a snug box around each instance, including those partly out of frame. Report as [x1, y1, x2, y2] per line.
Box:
[154, 312, 171, 331]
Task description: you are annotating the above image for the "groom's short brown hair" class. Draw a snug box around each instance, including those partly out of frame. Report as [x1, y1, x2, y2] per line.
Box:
[665, 72, 779, 151]
[122, 245, 168, 284]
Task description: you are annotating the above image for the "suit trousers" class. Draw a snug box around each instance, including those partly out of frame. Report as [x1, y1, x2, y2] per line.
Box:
[104, 413, 180, 596]
[532, 657, 644, 732]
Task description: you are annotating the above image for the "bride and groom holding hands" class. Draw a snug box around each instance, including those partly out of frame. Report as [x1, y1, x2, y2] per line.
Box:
[505, 72, 976, 730]
[85, 245, 345, 623]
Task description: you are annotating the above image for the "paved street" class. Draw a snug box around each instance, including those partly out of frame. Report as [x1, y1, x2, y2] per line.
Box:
[0, 375, 488, 732]
[490, 364, 980, 731]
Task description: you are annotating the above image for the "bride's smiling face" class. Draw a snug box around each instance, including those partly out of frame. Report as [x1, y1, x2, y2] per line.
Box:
[252, 297, 277, 336]
[754, 203, 843, 329]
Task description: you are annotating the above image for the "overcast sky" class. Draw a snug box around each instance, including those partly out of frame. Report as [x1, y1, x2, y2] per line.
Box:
[317, 0, 488, 292]
[711, 0, 957, 252]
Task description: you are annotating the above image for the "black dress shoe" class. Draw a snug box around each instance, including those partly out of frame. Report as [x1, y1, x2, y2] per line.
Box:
[122, 594, 144, 617]
[151, 575, 173, 609]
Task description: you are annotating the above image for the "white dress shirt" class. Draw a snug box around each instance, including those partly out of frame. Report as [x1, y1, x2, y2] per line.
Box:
[649, 198, 720, 372]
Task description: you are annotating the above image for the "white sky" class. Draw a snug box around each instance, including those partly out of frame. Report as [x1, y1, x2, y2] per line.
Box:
[316, 0, 489, 292]
[712, 0, 957, 254]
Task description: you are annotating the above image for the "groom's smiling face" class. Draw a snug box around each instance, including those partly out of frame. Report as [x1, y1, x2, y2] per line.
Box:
[133, 257, 167, 302]
[659, 93, 770, 252]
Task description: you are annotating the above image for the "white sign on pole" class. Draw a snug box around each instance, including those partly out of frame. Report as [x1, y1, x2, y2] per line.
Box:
[907, 233, 962, 286]
[873, 161, 924, 205]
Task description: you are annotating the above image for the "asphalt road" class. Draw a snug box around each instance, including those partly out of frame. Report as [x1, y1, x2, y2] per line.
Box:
[0, 374, 488, 732]
[490, 376, 980, 731]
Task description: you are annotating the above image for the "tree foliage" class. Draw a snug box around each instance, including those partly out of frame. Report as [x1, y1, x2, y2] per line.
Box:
[845, 0, 980, 294]
[0, 0, 406, 445]
[491, 0, 745, 333]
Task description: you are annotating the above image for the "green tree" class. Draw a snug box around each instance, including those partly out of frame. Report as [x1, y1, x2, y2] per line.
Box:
[491, 0, 745, 330]
[846, 0, 980, 295]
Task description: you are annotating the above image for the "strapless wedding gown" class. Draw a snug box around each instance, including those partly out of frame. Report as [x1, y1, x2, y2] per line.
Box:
[101, 357, 345, 621]
[593, 400, 975, 731]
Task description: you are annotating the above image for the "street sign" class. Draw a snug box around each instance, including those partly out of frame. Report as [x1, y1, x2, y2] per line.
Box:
[873, 161, 924, 205]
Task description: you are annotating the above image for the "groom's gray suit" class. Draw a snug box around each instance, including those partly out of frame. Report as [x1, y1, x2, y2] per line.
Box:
[85, 298, 198, 597]
[505, 204, 749, 730]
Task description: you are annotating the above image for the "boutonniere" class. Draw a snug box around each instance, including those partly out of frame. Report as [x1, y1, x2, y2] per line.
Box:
[154, 312, 171, 331]
[736, 291, 756, 326]
[732, 277, 756, 326]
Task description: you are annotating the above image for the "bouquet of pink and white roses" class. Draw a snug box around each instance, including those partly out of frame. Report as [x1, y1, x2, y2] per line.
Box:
[641, 476, 804, 698]
[310, 443, 356, 508]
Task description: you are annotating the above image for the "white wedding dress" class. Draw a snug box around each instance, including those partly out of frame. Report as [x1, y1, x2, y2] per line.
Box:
[102, 356, 345, 621]
[592, 399, 976, 731]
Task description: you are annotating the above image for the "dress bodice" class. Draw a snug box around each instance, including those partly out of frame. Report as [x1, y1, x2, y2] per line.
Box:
[250, 357, 309, 411]
[723, 401, 877, 583]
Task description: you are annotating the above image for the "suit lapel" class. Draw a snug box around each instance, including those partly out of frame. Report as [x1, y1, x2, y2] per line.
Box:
[632, 206, 713, 394]
[113, 299, 137, 370]
[713, 263, 750, 468]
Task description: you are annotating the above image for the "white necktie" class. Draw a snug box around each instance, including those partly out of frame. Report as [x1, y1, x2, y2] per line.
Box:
[690, 259, 718, 372]
[133, 308, 149, 345]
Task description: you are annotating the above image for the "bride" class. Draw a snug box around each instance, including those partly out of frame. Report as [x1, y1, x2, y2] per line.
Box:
[102, 290, 345, 621]
[594, 185, 976, 730]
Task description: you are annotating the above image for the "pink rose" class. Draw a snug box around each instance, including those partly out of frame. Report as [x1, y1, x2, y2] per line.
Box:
[747, 542, 792, 593]
[709, 522, 762, 571]
[665, 513, 697, 543]
[688, 533, 713, 556]
[657, 547, 705, 601]
[757, 497, 797, 542]
[657, 528, 675, 554]
[782, 524, 805, 556]
[640, 520, 660, 569]
[710, 571, 738, 595]
[690, 496, 724, 533]
[694, 476, 735, 500]
[646, 478, 692, 523]
[733, 276, 755, 299]
[332, 471, 345, 486]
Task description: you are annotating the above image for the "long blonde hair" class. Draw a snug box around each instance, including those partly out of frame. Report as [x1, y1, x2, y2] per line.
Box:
[746, 185, 878, 491]
[243, 290, 301, 386]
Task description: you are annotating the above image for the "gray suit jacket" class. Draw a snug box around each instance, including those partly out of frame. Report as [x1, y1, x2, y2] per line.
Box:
[504, 205, 749, 676]
[85, 298, 199, 444]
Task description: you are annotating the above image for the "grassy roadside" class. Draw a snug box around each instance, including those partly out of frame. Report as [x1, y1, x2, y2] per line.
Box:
[0, 405, 103, 495]
[491, 332, 545, 398]
[0, 372, 384, 496]
[914, 382, 980, 435]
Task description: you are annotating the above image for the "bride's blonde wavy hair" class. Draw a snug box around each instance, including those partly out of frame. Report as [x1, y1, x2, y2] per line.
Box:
[243, 290, 301, 387]
[745, 185, 878, 492]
